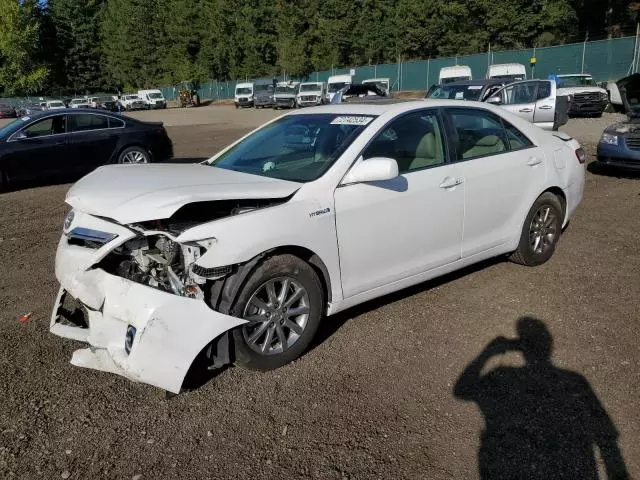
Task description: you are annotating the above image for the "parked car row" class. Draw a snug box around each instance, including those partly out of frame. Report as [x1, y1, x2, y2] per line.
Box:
[234, 76, 391, 110]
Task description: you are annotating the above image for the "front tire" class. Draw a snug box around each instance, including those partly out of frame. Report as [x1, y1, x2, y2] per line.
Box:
[510, 192, 563, 266]
[231, 254, 324, 371]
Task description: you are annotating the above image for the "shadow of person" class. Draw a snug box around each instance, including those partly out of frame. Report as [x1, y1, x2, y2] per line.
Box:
[454, 317, 629, 480]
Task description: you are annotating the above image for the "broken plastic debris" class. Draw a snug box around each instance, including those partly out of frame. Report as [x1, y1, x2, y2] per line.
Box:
[19, 312, 33, 325]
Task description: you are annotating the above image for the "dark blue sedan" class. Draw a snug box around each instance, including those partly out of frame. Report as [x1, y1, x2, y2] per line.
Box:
[596, 73, 640, 170]
[0, 109, 173, 190]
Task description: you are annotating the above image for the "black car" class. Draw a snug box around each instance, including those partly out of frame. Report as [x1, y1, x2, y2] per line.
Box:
[0, 109, 173, 190]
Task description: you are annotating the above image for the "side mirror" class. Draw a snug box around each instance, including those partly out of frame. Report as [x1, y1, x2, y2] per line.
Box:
[12, 131, 27, 141]
[342, 157, 399, 185]
[486, 96, 502, 105]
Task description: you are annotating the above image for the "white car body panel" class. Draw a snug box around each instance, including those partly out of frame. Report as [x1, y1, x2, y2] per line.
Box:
[51, 100, 585, 392]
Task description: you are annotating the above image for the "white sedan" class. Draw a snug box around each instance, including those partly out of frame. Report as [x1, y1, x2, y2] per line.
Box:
[51, 100, 585, 393]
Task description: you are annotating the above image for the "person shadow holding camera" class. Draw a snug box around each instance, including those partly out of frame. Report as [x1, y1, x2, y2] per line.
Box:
[454, 316, 629, 479]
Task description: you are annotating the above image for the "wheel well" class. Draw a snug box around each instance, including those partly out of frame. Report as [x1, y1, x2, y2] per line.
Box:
[115, 143, 151, 163]
[543, 187, 566, 219]
[266, 246, 332, 305]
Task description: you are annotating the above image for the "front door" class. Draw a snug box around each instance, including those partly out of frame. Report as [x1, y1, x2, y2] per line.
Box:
[4, 114, 69, 181]
[334, 109, 464, 298]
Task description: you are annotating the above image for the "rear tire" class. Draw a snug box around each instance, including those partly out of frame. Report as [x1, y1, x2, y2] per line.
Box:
[117, 146, 150, 164]
[231, 254, 324, 371]
[510, 192, 563, 266]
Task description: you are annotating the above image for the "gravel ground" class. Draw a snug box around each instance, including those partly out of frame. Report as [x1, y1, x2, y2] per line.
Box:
[0, 108, 638, 479]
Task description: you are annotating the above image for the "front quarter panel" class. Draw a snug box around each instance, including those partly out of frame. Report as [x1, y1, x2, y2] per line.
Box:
[176, 195, 342, 303]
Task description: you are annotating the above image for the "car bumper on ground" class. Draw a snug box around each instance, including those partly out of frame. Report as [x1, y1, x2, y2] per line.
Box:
[50, 212, 246, 393]
[597, 141, 640, 170]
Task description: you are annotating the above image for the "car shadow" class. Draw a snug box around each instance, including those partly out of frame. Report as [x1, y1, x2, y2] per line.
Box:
[309, 257, 504, 353]
[587, 160, 640, 179]
[454, 316, 629, 479]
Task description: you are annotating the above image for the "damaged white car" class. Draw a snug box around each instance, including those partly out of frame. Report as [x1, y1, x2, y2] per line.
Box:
[52, 101, 585, 393]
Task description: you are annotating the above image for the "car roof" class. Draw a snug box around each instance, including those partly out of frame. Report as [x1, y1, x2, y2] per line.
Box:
[16, 108, 132, 121]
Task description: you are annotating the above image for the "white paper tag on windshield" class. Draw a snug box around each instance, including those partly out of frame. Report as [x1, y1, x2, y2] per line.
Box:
[21, 116, 30, 121]
[455, 92, 464, 99]
[331, 116, 374, 126]
[468, 85, 483, 90]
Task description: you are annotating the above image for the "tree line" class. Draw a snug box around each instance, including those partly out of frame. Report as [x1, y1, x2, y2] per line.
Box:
[0, 0, 638, 96]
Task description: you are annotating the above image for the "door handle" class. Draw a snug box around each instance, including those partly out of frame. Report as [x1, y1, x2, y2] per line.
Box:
[439, 176, 463, 189]
[527, 157, 543, 166]
[519, 108, 533, 113]
[538, 105, 553, 110]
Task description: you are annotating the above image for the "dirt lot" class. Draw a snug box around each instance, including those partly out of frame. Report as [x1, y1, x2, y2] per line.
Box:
[0, 107, 638, 479]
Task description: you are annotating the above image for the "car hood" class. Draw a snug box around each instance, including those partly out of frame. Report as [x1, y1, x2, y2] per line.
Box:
[66, 164, 300, 224]
[617, 73, 640, 118]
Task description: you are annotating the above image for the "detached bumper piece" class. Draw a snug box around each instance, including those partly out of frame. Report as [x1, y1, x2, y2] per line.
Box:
[51, 270, 246, 393]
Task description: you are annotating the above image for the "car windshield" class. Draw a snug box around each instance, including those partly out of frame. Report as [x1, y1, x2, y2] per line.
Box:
[49, 102, 64, 107]
[236, 88, 252, 94]
[99, 96, 113, 102]
[427, 84, 484, 101]
[300, 84, 321, 92]
[148, 93, 163, 99]
[441, 76, 471, 84]
[125, 95, 139, 100]
[363, 81, 388, 91]
[71, 99, 85, 104]
[328, 82, 348, 93]
[275, 86, 294, 94]
[490, 74, 525, 81]
[254, 84, 272, 93]
[558, 76, 597, 87]
[210, 113, 375, 183]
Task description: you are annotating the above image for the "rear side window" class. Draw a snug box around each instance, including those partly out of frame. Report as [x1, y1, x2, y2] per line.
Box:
[500, 83, 537, 105]
[109, 117, 125, 128]
[503, 120, 533, 150]
[70, 114, 109, 132]
[537, 81, 551, 100]
[447, 108, 508, 160]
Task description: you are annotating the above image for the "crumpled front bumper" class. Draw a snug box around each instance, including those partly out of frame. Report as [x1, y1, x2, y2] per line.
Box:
[51, 212, 246, 393]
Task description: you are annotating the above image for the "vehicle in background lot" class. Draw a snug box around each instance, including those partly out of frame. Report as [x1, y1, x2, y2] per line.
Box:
[273, 82, 299, 109]
[16, 104, 45, 116]
[0, 109, 173, 191]
[555, 74, 608, 117]
[138, 89, 167, 109]
[362, 78, 391, 96]
[327, 74, 353, 102]
[89, 96, 119, 112]
[254, 80, 275, 108]
[426, 79, 507, 102]
[234, 83, 254, 108]
[330, 83, 391, 104]
[177, 83, 201, 108]
[597, 73, 640, 170]
[49, 100, 585, 393]
[70, 98, 90, 109]
[439, 65, 472, 84]
[118, 94, 147, 111]
[428, 79, 567, 131]
[0, 103, 17, 118]
[487, 63, 527, 81]
[46, 100, 66, 110]
[296, 82, 325, 107]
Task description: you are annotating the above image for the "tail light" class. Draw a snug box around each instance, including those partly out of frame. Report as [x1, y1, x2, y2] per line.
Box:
[575, 147, 586, 164]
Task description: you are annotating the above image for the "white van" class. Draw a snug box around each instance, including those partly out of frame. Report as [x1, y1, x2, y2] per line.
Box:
[296, 82, 325, 107]
[138, 89, 167, 109]
[439, 65, 472, 84]
[486, 63, 527, 81]
[362, 78, 390, 96]
[326, 74, 353, 102]
[234, 83, 254, 108]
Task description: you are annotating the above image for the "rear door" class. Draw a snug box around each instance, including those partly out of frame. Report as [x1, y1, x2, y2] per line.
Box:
[68, 113, 120, 173]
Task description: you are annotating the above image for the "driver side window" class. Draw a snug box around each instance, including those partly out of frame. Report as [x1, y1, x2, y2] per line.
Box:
[362, 111, 445, 173]
[21, 116, 66, 138]
[500, 83, 537, 105]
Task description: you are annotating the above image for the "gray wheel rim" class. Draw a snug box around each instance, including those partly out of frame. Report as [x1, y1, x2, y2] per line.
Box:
[242, 277, 310, 356]
[529, 205, 558, 255]
[121, 150, 148, 164]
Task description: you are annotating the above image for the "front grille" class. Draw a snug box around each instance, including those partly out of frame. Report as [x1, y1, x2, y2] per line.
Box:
[625, 135, 640, 150]
[572, 92, 600, 103]
[300, 96, 317, 102]
[276, 98, 292, 105]
[191, 264, 232, 278]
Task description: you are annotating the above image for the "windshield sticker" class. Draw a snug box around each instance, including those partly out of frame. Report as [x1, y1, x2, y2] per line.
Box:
[468, 85, 483, 90]
[455, 92, 464, 99]
[331, 116, 374, 126]
[21, 116, 30, 121]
